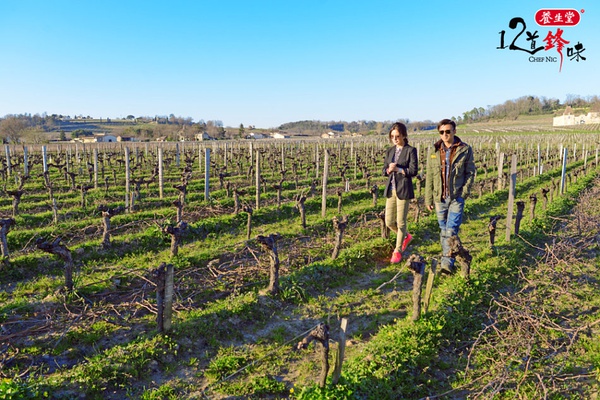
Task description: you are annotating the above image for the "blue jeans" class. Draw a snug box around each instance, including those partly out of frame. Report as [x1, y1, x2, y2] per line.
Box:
[435, 197, 464, 268]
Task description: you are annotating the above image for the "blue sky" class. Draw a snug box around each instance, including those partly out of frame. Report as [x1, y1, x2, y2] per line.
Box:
[0, 1, 597, 128]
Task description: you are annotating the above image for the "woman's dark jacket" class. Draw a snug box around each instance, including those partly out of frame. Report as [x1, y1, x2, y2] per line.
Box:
[382, 144, 418, 200]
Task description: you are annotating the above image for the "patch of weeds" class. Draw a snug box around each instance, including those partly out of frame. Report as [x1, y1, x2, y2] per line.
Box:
[10, 278, 45, 298]
[279, 277, 307, 304]
[265, 326, 288, 345]
[175, 291, 265, 342]
[139, 381, 182, 400]
[205, 346, 249, 381]
[66, 320, 122, 346]
[0, 378, 44, 400]
[295, 384, 356, 400]
[59, 334, 178, 396]
[20, 345, 45, 357]
[0, 297, 36, 320]
[224, 375, 288, 397]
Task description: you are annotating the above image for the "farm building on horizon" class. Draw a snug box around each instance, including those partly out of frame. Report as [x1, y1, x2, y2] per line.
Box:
[72, 133, 117, 143]
[553, 107, 600, 126]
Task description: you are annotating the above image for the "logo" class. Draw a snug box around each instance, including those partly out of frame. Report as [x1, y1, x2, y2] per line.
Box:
[497, 9, 586, 72]
[535, 9, 581, 26]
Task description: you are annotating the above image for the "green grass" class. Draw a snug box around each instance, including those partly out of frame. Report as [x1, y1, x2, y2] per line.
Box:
[2, 134, 600, 399]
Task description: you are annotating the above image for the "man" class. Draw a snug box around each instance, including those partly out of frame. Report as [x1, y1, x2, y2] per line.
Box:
[425, 118, 476, 273]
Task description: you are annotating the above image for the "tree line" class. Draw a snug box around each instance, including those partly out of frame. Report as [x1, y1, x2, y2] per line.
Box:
[458, 94, 600, 124]
[2, 94, 599, 143]
[0, 113, 227, 143]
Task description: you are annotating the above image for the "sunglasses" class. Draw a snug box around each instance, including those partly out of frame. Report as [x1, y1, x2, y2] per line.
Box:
[439, 129, 454, 135]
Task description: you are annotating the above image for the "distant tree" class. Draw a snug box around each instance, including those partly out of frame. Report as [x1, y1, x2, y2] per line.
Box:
[206, 120, 225, 138]
[44, 114, 57, 129]
[0, 116, 27, 143]
[21, 128, 47, 144]
[126, 115, 135, 120]
[591, 96, 600, 112]
[329, 123, 344, 132]
[565, 94, 585, 107]
[239, 123, 245, 137]
[71, 129, 92, 139]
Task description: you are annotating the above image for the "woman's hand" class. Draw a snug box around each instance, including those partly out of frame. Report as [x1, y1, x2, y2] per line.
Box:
[387, 163, 397, 174]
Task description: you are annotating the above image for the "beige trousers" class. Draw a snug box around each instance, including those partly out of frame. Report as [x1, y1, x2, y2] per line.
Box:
[385, 192, 410, 251]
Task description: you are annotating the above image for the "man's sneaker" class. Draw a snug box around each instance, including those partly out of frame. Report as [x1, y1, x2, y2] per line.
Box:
[401, 233, 413, 252]
[390, 250, 402, 264]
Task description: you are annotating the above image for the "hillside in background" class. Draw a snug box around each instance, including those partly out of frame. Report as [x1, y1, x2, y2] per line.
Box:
[1, 93, 599, 143]
[22, 113, 600, 143]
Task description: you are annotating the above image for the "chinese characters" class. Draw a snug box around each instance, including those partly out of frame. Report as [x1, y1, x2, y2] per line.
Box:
[497, 16, 586, 72]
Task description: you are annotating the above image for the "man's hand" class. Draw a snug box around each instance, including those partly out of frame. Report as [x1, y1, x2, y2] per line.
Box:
[427, 205, 434, 211]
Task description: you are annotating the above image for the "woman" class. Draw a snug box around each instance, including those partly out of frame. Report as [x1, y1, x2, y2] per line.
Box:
[382, 122, 418, 263]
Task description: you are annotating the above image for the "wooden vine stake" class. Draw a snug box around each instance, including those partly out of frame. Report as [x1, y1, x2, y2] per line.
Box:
[331, 318, 348, 385]
[497, 152, 505, 191]
[204, 148, 210, 201]
[4, 145, 10, 177]
[331, 216, 348, 259]
[406, 254, 426, 321]
[255, 150, 261, 210]
[560, 148, 568, 194]
[0, 218, 16, 264]
[257, 233, 282, 295]
[125, 147, 131, 212]
[505, 154, 518, 242]
[423, 259, 437, 314]
[158, 147, 164, 199]
[297, 323, 330, 388]
[93, 148, 99, 189]
[153, 262, 174, 333]
[36, 237, 74, 292]
[321, 149, 330, 218]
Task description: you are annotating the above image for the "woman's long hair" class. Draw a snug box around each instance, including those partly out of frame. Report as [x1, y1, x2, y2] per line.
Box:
[388, 122, 408, 145]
